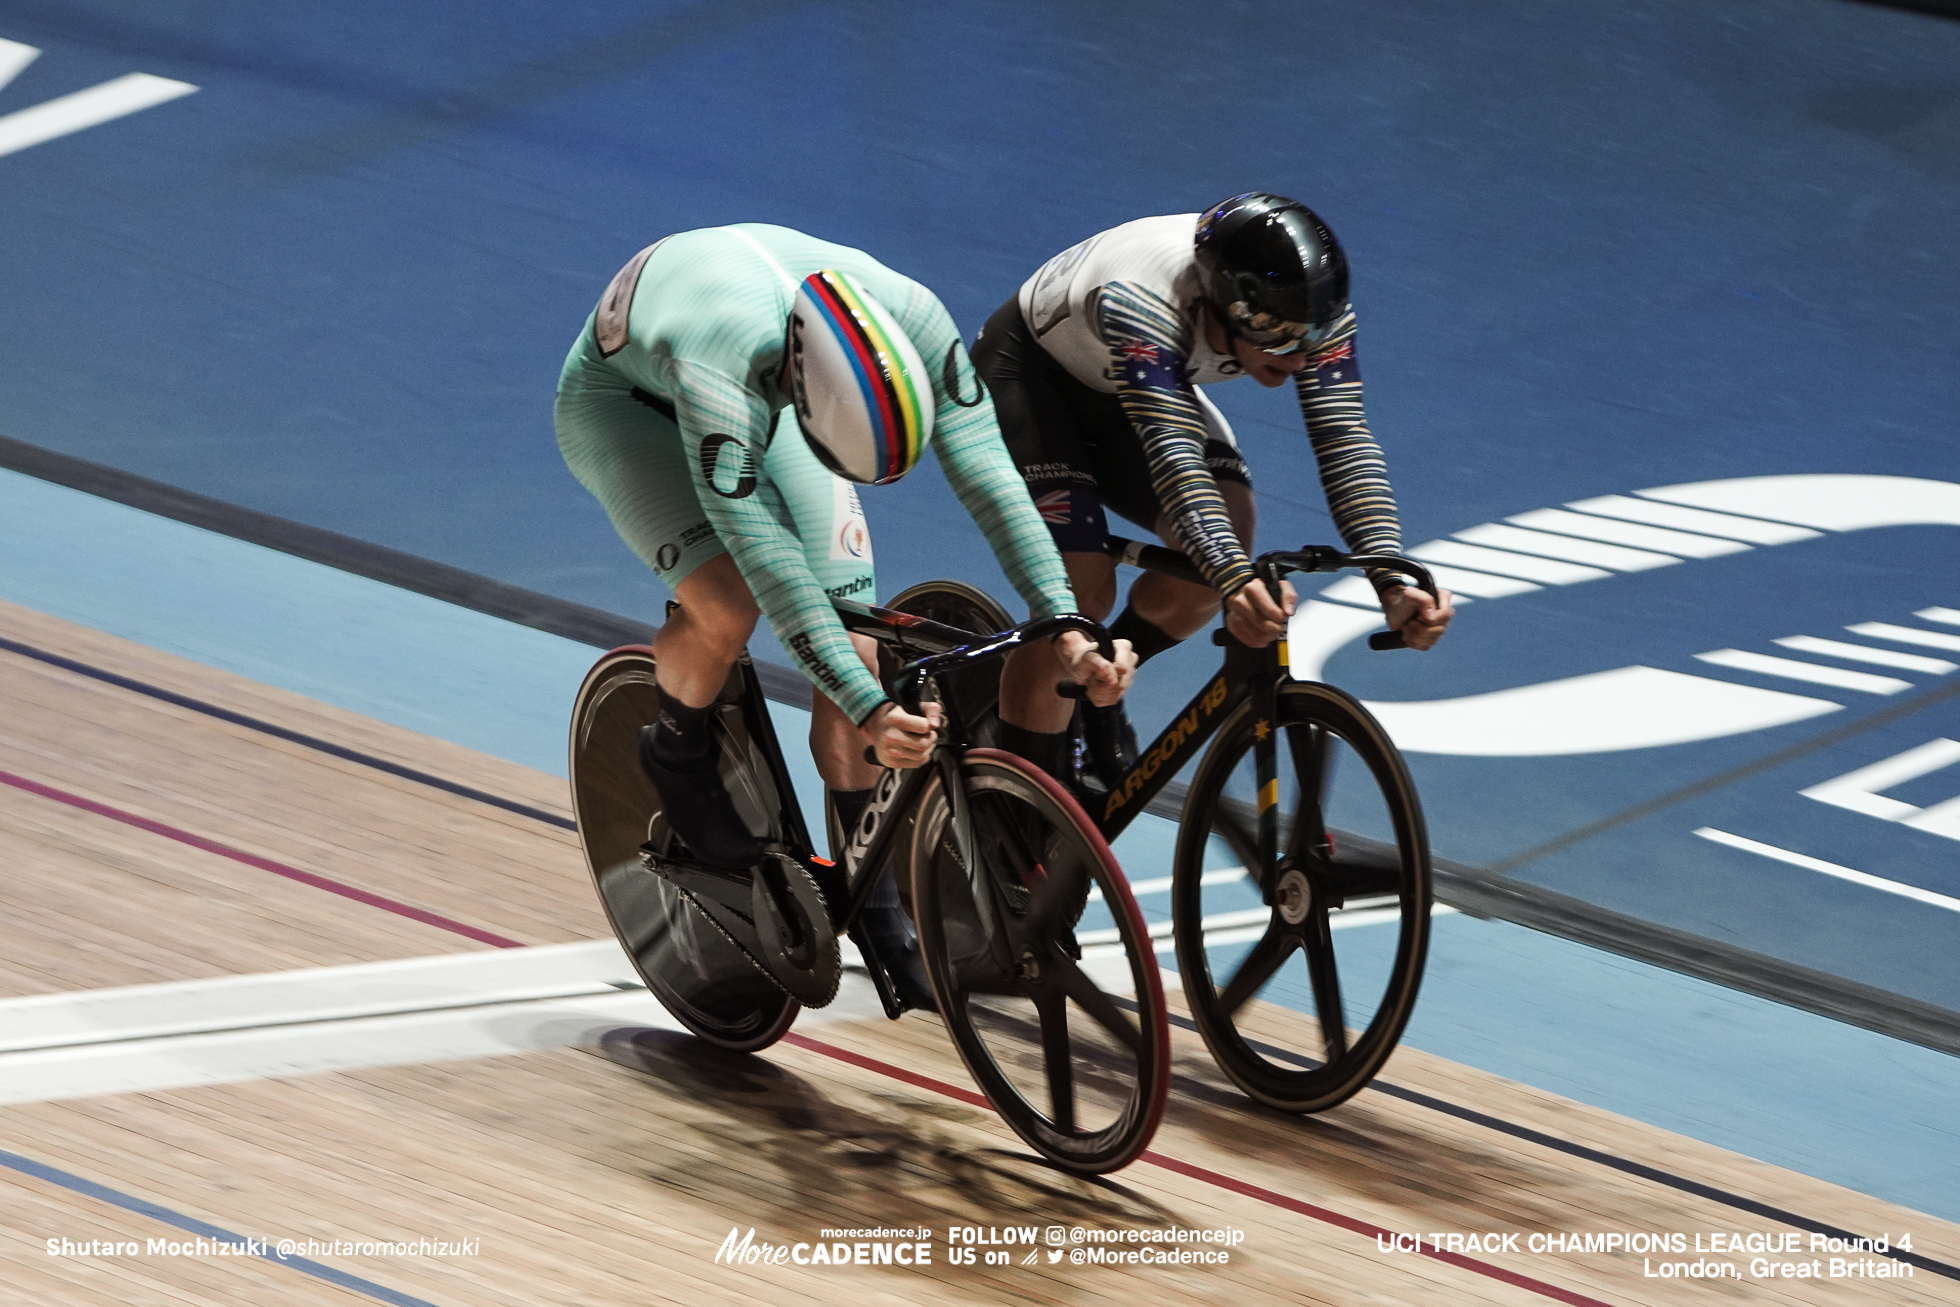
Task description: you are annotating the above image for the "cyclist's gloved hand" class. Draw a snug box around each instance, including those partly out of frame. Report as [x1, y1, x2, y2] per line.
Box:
[862, 700, 942, 769]
[1056, 630, 1136, 708]
[1380, 585, 1454, 650]
[1223, 578, 1297, 648]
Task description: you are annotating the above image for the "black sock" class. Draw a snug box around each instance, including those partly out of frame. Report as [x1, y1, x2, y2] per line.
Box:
[998, 720, 1069, 778]
[650, 694, 714, 766]
[829, 787, 874, 860]
[1108, 605, 1181, 665]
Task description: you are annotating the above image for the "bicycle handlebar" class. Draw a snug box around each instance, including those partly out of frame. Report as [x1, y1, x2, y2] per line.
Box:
[891, 613, 1115, 716]
[1107, 535, 1436, 654]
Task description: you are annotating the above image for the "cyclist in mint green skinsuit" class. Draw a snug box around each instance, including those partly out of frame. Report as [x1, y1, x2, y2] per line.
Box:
[555, 224, 1133, 1009]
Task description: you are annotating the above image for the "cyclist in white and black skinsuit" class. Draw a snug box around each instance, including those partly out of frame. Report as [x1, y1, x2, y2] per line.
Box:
[973, 193, 1453, 776]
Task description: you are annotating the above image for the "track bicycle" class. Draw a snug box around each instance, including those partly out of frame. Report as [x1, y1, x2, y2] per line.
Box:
[923, 539, 1439, 1114]
[567, 598, 1171, 1173]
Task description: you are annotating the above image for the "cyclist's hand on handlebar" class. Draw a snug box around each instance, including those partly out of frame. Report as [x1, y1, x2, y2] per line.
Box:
[862, 701, 943, 768]
[1380, 585, 1454, 650]
[1056, 629, 1136, 708]
[1223, 579, 1297, 648]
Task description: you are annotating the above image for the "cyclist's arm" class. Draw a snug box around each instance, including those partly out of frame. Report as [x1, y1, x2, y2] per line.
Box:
[1291, 312, 1406, 590]
[897, 285, 1077, 622]
[672, 361, 893, 725]
[1098, 282, 1257, 600]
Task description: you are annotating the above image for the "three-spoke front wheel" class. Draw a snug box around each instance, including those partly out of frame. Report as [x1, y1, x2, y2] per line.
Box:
[911, 750, 1170, 1173]
[1172, 681, 1431, 1113]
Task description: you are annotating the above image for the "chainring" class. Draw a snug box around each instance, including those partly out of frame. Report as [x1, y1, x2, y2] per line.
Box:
[750, 853, 842, 1007]
[640, 848, 780, 990]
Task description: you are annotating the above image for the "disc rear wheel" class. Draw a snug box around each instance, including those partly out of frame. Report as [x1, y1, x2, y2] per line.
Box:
[569, 648, 798, 1051]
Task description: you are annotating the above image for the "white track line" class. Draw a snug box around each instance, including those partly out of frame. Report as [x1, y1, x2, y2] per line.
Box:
[1564, 495, 1821, 544]
[1693, 649, 1912, 695]
[1847, 621, 1960, 654]
[1089, 867, 1245, 902]
[1078, 901, 1456, 950]
[1508, 507, 1754, 558]
[1695, 828, 1960, 914]
[1452, 522, 1679, 572]
[0, 39, 38, 93]
[0, 940, 883, 1105]
[1410, 540, 1612, 587]
[0, 72, 197, 159]
[1771, 636, 1956, 675]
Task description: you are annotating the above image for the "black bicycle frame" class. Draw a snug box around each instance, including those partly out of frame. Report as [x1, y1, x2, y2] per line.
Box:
[1085, 539, 1436, 857]
[715, 600, 1109, 1017]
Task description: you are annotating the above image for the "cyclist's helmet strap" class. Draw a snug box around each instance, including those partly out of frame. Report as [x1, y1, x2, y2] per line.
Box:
[1193, 193, 1349, 355]
[786, 270, 936, 485]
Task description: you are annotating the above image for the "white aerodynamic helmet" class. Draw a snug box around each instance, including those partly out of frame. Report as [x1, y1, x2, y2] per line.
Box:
[785, 270, 936, 485]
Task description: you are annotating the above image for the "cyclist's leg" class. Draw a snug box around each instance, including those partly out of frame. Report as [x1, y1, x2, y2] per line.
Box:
[555, 353, 763, 866]
[976, 297, 1121, 746]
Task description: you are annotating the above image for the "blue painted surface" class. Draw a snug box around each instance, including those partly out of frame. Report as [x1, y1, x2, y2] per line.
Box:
[1403, 915, 1960, 1223]
[4, 0, 1957, 1005]
[1, 460, 1956, 1221]
[0, 469, 592, 774]
[3, 0, 1959, 1219]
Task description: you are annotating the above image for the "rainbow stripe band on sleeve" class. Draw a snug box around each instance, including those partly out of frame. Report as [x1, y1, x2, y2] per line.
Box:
[799, 270, 928, 484]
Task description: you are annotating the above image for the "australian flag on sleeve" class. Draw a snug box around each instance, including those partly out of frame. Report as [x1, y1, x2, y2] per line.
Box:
[1312, 340, 1358, 388]
[1119, 338, 1183, 389]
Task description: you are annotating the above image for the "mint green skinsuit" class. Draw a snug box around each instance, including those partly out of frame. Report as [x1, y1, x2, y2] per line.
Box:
[555, 224, 1077, 723]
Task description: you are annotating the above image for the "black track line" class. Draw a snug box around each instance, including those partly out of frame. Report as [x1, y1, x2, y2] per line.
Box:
[0, 633, 575, 831]
[1159, 1003, 1958, 1281]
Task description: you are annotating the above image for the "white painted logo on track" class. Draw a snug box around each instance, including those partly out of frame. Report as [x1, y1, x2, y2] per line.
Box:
[0, 38, 196, 160]
[1289, 474, 1960, 756]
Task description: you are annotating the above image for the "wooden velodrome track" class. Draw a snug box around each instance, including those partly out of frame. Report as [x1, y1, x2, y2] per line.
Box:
[1, 593, 1953, 1307]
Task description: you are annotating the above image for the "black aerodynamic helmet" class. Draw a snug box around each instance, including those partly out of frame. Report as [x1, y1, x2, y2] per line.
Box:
[1193, 193, 1349, 354]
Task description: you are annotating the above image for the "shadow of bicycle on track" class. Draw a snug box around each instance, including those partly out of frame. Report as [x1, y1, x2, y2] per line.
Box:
[592, 1026, 1185, 1234]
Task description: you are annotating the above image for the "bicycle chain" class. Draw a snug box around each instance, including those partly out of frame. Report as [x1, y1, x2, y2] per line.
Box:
[643, 852, 785, 996]
[642, 851, 841, 1007]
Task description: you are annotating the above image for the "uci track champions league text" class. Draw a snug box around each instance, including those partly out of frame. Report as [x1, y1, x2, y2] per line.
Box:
[1374, 1227, 1921, 1283]
[713, 1222, 1246, 1272]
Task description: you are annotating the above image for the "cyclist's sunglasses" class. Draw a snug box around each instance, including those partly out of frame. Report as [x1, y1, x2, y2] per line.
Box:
[1237, 313, 1342, 356]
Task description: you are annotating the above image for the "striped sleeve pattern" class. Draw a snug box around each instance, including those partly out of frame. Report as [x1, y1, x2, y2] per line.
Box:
[896, 283, 1078, 622]
[1292, 311, 1407, 590]
[1098, 282, 1258, 599]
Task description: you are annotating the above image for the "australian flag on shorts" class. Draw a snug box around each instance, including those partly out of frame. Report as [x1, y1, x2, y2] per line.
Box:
[1033, 489, 1073, 524]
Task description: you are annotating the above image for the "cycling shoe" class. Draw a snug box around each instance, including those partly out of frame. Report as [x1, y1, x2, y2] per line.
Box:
[1081, 700, 1139, 787]
[861, 900, 938, 1013]
[637, 726, 763, 870]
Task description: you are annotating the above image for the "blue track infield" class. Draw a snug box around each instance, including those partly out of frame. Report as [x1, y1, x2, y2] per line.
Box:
[4, 1, 1957, 1010]
[2, 0, 1958, 1214]
[0, 470, 1956, 1221]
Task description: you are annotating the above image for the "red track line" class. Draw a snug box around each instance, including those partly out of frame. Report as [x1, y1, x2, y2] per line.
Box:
[0, 767, 525, 950]
[2, 762, 1613, 1305]
[782, 1032, 1617, 1307]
